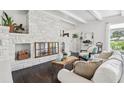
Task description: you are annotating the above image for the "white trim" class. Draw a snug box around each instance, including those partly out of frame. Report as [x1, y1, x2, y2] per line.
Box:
[105, 23, 111, 51]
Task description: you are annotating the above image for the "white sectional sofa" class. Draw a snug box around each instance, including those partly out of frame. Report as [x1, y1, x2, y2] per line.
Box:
[57, 51, 124, 83]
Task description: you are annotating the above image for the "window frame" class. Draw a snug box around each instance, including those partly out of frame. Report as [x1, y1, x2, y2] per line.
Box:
[34, 42, 59, 58]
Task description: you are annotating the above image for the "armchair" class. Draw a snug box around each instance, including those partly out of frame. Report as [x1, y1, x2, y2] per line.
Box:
[79, 46, 98, 61]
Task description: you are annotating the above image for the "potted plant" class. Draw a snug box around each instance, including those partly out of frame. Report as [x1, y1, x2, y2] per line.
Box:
[72, 33, 78, 38]
[1, 11, 15, 32]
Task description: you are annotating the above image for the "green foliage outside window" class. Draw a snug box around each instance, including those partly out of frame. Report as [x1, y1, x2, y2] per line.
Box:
[110, 30, 124, 53]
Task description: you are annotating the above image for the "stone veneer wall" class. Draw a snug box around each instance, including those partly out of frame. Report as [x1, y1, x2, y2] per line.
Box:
[0, 10, 77, 71]
[0, 27, 13, 82]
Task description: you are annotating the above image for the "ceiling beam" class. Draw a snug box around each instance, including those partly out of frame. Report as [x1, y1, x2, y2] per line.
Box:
[120, 10, 124, 16]
[88, 10, 103, 20]
[42, 11, 75, 25]
[60, 10, 87, 24]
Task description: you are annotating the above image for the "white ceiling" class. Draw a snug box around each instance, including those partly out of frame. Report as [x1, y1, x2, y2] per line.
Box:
[97, 10, 121, 17]
[68, 10, 95, 21]
[44, 10, 123, 25]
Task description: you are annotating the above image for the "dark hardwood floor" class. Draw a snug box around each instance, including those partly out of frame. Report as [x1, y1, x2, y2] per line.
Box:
[12, 61, 60, 83]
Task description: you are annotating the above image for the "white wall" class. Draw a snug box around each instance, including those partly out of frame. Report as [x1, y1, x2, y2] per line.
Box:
[29, 10, 76, 54]
[77, 16, 124, 50]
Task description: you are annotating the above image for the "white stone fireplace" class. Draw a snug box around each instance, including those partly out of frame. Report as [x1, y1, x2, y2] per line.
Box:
[0, 10, 77, 72]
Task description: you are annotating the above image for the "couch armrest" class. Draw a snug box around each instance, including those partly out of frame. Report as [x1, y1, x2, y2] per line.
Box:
[57, 69, 93, 83]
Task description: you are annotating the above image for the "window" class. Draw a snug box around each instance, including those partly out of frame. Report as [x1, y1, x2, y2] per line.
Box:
[110, 23, 124, 54]
[35, 42, 59, 58]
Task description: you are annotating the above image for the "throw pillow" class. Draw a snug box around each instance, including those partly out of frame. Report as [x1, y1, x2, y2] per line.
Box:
[97, 51, 113, 59]
[73, 60, 103, 80]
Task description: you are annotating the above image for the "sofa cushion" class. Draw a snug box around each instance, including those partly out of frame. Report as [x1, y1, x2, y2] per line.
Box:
[73, 60, 103, 80]
[92, 59, 122, 83]
[58, 69, 93, 83]
[109, 51, 123, 63]
[98, 51, 113, 59]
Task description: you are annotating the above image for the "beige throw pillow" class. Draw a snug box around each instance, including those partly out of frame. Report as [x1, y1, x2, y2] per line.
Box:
[98, 51, 113, 59]
[73, 60, 103, 80]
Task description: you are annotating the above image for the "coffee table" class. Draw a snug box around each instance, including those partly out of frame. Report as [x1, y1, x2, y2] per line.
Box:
[51, 56, 79, 81]
[52, 56, 79, 68]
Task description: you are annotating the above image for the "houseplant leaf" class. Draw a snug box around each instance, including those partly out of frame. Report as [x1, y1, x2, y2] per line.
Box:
[3, 11, 9, 21]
